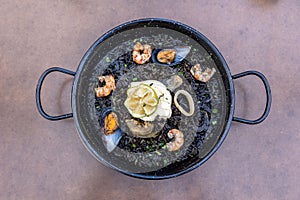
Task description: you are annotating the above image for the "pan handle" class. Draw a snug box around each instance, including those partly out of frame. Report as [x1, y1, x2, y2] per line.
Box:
[36, 67, 76, 121]
[232, 70, 272, 125]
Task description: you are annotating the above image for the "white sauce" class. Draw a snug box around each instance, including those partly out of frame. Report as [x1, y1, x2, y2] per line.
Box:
[130, 80, 172, 121]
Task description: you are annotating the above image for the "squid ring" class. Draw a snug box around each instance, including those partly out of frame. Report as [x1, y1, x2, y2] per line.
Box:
[174, 90, 195, 117]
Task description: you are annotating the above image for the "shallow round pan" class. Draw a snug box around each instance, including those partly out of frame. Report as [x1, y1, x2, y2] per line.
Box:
[36, 18, 271, 179]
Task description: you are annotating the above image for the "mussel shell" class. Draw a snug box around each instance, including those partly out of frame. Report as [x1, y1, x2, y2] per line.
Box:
[100, 108, 123, 152]
[100, 107, 112, 127]
[104, 112, 119, 135]
[152, 46, 191, 66]
[102, 128, 123, 153]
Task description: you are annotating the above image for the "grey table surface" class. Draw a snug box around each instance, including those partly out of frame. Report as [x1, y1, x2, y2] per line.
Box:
[1, 0, 299, 199]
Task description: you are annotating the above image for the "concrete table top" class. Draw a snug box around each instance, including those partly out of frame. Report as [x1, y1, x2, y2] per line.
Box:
[1, 0, 299, 199]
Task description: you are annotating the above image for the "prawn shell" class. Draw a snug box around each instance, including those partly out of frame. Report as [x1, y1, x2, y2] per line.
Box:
[152, 46, 191, 66]
[166, 129, 184, 152]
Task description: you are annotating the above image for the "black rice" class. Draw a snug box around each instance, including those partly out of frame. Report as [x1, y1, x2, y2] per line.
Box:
[93, 34, 220, 169]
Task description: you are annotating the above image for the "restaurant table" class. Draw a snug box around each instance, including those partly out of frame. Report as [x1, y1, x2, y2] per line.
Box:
[1, 0, 299, 199]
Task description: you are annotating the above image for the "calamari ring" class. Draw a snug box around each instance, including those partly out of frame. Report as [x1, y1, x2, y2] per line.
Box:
[174, 89, 195, 117]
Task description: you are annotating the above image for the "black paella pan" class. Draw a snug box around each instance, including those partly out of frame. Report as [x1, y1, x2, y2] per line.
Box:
[36, 18, 271, 179]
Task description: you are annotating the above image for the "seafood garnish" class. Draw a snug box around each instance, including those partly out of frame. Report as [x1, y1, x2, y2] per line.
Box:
[125, 119, 155, 138]
[132, 42, 152, 64]
[157, 49, 176, 64]
[166, 75, 183, 91]
[104, 112, 119, 135]
[125, 80, 172, 121]
[166, 129, 184, 151]
[152, 46, 191, 66]
[174, 90, 195, 117]
[124, 83, 159, 119]
[95, 75, 116, 97]
[190, 64, 216, 82]
[102, 129, 123, 153]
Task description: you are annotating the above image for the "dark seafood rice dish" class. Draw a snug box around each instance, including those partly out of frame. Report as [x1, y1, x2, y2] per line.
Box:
[93, 32, 223, 172]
